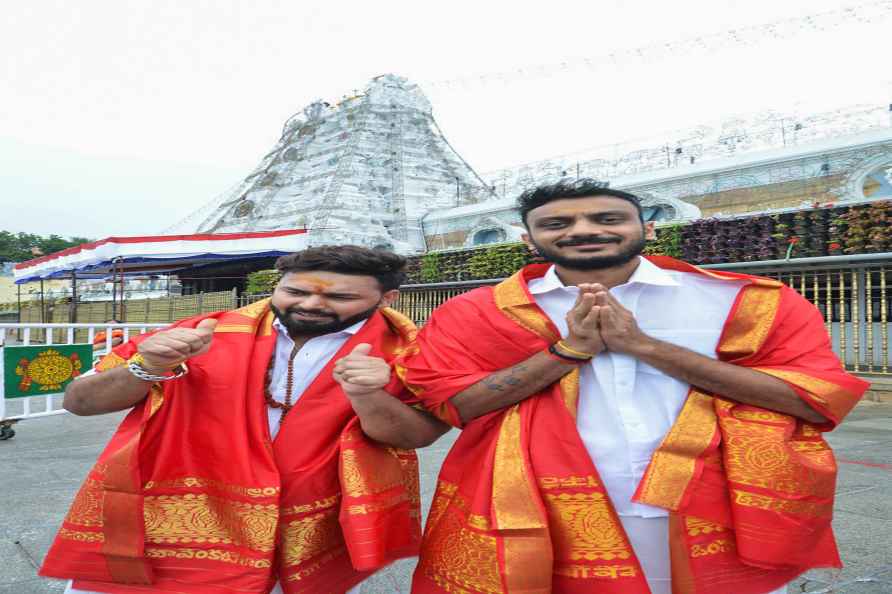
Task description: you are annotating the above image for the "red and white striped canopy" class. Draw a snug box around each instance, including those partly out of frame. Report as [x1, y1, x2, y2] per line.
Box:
[14, 229, 308, 284]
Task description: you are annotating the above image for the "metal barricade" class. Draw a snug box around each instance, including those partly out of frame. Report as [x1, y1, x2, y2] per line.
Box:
[0, 322, 168, 438]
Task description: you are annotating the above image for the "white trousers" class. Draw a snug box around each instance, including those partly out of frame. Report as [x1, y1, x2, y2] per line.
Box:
[619, 516, 787, 594]
[66, 579, 363, 594]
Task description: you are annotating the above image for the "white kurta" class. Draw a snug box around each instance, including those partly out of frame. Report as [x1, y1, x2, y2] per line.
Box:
[528, 258, 785, 594]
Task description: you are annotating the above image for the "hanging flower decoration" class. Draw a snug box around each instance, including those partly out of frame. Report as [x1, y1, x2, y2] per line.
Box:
[785, 236, 800, 260]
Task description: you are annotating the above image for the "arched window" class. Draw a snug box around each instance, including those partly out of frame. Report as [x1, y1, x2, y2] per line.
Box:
[862, 160, 892, 200]
[472, 228, 506, 245]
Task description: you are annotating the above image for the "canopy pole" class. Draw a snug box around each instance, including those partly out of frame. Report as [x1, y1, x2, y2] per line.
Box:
[118, 258, 126, 321]
[69, 271, 78, 323]
[111, 258, 120, 321]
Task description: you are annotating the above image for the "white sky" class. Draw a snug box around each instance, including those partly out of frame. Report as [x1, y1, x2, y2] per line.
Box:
[1, 0, 890, 238]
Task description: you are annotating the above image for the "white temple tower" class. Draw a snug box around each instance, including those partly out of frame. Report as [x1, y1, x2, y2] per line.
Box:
[188, 74, 494, 253]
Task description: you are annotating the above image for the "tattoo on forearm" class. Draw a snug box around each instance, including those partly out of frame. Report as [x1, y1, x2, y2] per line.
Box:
[482, 363, 528, 392]
[482, 377, 506, 391]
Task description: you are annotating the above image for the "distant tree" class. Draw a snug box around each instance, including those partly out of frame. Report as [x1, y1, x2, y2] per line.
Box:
[0, 231, 91, 263]
[38, 234, 91, 255]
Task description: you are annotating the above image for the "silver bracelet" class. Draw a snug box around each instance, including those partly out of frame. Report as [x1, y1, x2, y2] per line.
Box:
[127, 361, 189, 382]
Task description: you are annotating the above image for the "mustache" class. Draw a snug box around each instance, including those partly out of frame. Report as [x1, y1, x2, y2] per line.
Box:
[286, 307, 336, 319]
[556, 236, 621, 247]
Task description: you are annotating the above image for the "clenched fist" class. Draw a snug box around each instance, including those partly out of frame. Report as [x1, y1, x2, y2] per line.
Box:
[332, 343, 392, 398]
[137, 318, 217, 372]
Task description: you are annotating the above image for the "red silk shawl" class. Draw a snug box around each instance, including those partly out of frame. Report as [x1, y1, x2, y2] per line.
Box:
[41, 300, 422, 594]
[398, 257, 868, 594]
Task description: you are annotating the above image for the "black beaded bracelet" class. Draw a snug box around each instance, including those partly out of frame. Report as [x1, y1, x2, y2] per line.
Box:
[547, 343, 591, 364]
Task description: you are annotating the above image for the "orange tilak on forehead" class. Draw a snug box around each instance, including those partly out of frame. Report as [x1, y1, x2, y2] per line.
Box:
[300, 275, 335, 292]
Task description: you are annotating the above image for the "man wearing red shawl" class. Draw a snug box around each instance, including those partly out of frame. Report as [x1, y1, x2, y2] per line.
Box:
[397, 180, 869, 594]
[41, 246, 448, 594]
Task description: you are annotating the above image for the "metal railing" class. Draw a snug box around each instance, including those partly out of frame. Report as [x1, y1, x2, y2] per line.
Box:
[0, 322, 168, 424]
[395, 279, 499, 326]
[13, 289, 239, 326]
[714, 260, 890, 376]
[236, 293, 271, 308]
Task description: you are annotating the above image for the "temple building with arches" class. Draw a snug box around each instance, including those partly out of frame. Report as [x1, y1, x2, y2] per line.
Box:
[172, 75, 892, 254]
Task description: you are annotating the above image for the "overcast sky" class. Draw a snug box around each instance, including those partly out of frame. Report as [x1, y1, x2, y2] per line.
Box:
[1, 0, 889, 238]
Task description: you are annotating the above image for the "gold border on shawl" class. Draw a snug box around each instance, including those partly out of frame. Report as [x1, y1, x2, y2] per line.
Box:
[145, 547, 272, 569]
[100, 385, 172, 584]
[493, 406, 543, 530]
[143, 493, 278, 552]
[95, 352, 126, 372]
[493, 271, 559, 343]
[65, 478, 104, 527]
[213, 324, 256, 333]
[234, 297, 272, 320]
[718, 282, 782, 361]
[730, 489, 832, 517]
[208, 300, 277, 338]
[280, 494, 340, 516]
[227, 299, 274, 336]
[340, 446, 415, 498]
[636, 391, 717, 510]
[102, 436, 152, 584]
[559, 370, 580, 420]
[60, 528, 104, 543]
[753, 368, 855, 415]
[493, 406, 552, 593]
[544, 491, 631, 561]
[280, 508, 342, 568]
[417, 483, 502, 594]
[380, 306, 418, 342]
[143, 476, 280, 498]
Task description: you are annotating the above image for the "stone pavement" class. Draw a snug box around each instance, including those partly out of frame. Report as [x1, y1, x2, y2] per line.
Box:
[1, 399, 890, 594]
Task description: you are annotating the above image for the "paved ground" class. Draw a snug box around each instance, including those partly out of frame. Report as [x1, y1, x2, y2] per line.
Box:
[1, 399, 890, 594]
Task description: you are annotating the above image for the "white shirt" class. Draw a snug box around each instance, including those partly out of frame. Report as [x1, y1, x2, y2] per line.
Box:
[267, 317, 366, 439]
[528, 258, 745, 517]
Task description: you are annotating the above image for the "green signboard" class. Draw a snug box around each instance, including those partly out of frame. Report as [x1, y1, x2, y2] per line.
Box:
[3, 344, 93, 399]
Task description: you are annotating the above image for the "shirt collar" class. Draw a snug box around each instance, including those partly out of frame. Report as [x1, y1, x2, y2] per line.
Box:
[272, 317, 367, 339]
[625, 256, 680, 287]
[529, 257, 679, 295]
[528, 265, 567, 295]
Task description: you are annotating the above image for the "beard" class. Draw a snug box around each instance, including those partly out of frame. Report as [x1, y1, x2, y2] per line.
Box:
[530, 234, 646, 270]
[270, 302, 380, 337]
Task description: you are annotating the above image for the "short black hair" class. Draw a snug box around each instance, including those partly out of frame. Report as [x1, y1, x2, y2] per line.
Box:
[275, 245, 406, 292]
[517, 178, 644, 226]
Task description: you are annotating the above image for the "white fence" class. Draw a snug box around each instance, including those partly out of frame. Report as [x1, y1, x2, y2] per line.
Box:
[0, 323, 168, 430]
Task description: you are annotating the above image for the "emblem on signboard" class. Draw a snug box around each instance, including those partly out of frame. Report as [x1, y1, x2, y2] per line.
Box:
[15, 349, 83, 392]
